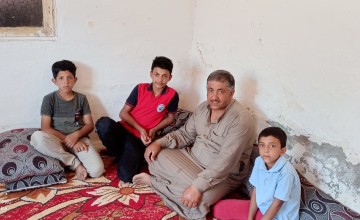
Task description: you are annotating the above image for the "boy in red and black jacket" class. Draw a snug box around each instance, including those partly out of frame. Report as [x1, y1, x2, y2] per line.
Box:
[96, 56, 179, 183]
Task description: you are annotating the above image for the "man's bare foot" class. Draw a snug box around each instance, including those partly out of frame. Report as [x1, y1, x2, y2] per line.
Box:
[132, 172, 151, 186]
[75, 164, 87, 180]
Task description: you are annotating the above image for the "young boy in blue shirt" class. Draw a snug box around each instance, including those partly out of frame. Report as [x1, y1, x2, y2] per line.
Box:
[248, 127, 300, 219]
[31, 60, 104, 180]
[213, 127, 300, 220]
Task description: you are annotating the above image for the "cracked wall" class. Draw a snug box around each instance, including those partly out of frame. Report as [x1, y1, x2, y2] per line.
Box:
[269, 121, 360, 212]
[191, 0, 360, 213]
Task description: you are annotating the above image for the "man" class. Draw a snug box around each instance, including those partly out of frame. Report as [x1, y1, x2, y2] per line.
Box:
[133, 70, 255, 219]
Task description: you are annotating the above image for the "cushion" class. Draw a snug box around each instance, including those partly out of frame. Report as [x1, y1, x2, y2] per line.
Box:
[157, 108, 193, 136]
[233, 144, 259, 198]
[213, 199, 263, 220]
[0, 128, 66, 190]
[5, 170, 67, 193]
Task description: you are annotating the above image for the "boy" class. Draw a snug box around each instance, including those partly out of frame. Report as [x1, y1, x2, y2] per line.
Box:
[213, 127, 300, 220]
[95, 56, 179, 183]
[31, 60, 104, 180]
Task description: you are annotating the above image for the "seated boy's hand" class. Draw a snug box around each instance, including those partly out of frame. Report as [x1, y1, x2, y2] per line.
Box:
[63, 133, 80, 148]
[140, 130, 151, 145]
[141, 136, 152, 145]
[148, 128, 157, 140]
[73, 140, 89, 152]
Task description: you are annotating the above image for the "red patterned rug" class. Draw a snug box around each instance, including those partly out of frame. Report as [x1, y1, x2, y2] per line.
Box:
[0, 156, 188, 220]
[2, 156, 359, 220]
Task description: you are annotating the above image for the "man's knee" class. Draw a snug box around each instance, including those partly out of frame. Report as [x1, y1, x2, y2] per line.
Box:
[154, 148, 175, 164]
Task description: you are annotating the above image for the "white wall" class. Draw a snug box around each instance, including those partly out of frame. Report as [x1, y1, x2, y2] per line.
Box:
[191, 0, 360, 212]
[0, 0, 195, 146]
[0, 0, 359, 213]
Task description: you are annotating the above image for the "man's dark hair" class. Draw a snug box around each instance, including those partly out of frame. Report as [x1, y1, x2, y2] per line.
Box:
[151, 56, 173, 74]
[258, 127, 287, 148]
[52, 60, 77, 78]
[207, 70, 235, 90]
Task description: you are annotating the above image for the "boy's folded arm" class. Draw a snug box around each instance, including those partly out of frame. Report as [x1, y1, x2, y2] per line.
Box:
[261, 197, 284, 220]
[63, 114, 94, 147]
[150, 112, 176, 136]
[72, 140, 89, 152]
[41, 115, 66, 140]
[120, 104, 146, 133]
[74, 113, 94, 138]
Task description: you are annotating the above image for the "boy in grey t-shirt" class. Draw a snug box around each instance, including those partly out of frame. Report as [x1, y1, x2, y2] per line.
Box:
[31, 60, 104, 180]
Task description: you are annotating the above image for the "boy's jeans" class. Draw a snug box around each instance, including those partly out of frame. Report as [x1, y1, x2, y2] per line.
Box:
[95, 117, 146, 183]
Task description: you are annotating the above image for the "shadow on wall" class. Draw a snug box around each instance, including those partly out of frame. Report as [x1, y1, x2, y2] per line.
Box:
[86, 94, 108, 151]
[178, 66, 202, 111]
[236, 77, 268, 136]
[74, 62, 109, 119]
[74, 62, 108, 150]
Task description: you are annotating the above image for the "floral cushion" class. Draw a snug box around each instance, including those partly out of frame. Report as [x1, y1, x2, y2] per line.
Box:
[231, 144, 259, 198]
[0, 128, 66, 192]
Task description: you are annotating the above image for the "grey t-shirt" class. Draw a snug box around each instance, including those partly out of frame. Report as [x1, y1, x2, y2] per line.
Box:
[41, 91, 91, 135]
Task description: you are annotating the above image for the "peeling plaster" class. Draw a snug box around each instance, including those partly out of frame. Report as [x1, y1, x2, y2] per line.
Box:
[268, 121, 360, 213]
[195, 42, 214, 69]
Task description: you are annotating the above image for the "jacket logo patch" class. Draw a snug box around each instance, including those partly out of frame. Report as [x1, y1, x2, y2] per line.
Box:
[157, 104, 165, 112]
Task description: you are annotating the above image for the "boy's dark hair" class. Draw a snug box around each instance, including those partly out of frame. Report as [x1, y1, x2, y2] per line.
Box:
[258, 127, 287, 148]
[207, 69, 235, 90]
[151, 56, 173, 74]
[52, 60, 77, 78]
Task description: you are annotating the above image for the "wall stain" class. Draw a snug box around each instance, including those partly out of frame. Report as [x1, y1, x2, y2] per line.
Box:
[87, 21, 94, 29]
[195, 42, 214, 68]
[268, 120, 360, 212]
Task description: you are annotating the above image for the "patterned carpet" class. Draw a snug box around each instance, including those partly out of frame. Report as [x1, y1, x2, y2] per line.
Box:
[299, 175, 360, 220]
[0, 156, 185, 220]
[1, 156, 359, 220]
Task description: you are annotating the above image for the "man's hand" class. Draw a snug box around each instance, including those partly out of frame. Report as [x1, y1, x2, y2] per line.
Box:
[72, 140, 89, 152]
[181, 185, 202, 208]
[63, 132, 80, 148]
[144, 141, 162, 164]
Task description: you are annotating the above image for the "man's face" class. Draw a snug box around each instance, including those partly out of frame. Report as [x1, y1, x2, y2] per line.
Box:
[206, 80, 234, 110]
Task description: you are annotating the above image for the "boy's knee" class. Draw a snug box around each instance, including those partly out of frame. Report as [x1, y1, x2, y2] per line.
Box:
[30, 131, 45, 146]
[95, 117, 113, 129]
[95, 117, 114, 136]
[88, 163, 105, 178]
